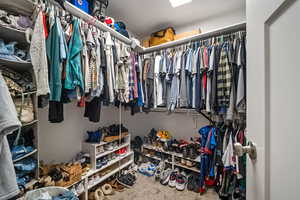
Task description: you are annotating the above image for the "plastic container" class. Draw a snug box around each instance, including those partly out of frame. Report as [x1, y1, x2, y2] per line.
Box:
[24, 187, 69, 200]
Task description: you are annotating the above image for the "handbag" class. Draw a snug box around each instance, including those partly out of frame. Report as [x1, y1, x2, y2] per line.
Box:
[90, 0, 109, 22]
[149, 27, 176, 47]
[14, 93, 34, 123]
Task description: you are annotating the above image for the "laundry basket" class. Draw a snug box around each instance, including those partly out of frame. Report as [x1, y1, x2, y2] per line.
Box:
[24, 186, 69, 200]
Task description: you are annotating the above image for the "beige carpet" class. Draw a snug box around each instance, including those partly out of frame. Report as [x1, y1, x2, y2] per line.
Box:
[109, 174, 219, 200]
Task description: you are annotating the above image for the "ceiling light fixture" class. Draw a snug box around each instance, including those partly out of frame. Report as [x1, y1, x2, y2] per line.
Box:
[169, 0, 192, 8]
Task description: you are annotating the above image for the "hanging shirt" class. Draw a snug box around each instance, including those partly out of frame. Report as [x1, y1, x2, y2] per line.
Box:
[206, 46, 215, 113]
[105, 32, 115, 103]
[0, 73, 21, 200]
[217, 42, 232, 110]
[64, 19, 84, 96]
[46, 17, 68, 102]
[30, 10, 50, 96]
[222, 134, 235, 169]
[80, 22, 90, 93]
[179, 51, 188, 107]
[154, 55, 162, 108]
[91, 30, 103, 97]
[236, 36, 246, 113]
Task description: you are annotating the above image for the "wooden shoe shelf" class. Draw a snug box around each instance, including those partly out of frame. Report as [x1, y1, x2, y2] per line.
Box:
[142, 144, 201, 173]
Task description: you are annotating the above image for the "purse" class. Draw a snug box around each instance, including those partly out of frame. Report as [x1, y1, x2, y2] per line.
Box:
[14, 94, 34, 123]
[149, 27, 176, 47]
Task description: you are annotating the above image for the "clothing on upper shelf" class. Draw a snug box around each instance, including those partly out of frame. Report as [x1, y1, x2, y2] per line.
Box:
[0, 73, 21, 200]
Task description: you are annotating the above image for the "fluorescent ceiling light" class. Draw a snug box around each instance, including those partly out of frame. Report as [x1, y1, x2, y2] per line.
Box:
[169, 0, 192, 8]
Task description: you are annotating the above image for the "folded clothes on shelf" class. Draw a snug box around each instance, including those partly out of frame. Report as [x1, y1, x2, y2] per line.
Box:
[0, 66, 35, 94]
[14, 157, 37, 172]
[0, 9, 33, 31]
[0, 39, 30, 62]
[11, 145, 34, 160]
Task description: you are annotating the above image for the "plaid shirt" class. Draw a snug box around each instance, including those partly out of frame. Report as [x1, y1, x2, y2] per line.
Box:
[128, 53, 135, 101]
[217, 42, 232, 108]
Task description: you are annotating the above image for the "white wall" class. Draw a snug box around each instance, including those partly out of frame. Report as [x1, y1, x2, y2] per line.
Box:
[141, 9, 246, 41]
[39, 104, 209, 163]
[174, 9, 245, 34]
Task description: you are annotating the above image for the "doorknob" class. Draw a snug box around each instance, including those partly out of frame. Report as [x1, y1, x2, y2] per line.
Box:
[234, 141, 257, 161]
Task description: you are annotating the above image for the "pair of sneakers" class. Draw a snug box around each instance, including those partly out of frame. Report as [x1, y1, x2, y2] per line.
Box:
[154, 161, 165, 181]
[138, 162, 157, 176]
[168, 169, 188, 191]
[187, 173, 201, 193]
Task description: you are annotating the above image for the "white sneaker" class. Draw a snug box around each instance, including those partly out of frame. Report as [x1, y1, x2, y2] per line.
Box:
[160, 168, 172, 185]
[168, 168, 179, 188]
[70, 186, 78, 196]
[155, 161, 165, 181]
[76, 182, 84, 194]
[176, 171, 187, 191]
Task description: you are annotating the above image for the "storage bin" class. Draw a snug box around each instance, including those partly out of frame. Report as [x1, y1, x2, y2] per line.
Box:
[70, 0, 89, 14]
[24, 187, 69, 200]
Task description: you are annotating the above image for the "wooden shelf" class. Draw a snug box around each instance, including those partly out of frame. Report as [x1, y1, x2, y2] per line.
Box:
[85, 151, 133, 178]
[0, 25, 28, 47]
[13, 149, 37, 163]
[87, 158, 134, 190]
[173, 162, 200, 173]
[0, 0, 34, 16]
[0, 58, 32, 72]
[142, 144, 201, 174]
[22, 120, 38, 127]
[143, 144, 201, 163]
[95, 142, 130, 159]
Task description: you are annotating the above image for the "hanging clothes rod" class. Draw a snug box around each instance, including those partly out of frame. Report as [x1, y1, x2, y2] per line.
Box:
[49, 0, 132, 45]
[140, 22, 246, 54]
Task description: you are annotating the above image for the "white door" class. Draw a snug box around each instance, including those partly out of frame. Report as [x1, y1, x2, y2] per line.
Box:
[247, 0, 300, 199]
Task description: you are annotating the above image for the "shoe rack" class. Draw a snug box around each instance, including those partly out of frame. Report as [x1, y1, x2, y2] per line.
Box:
[142, 144, 201, 173]
[0, 3, 40, 191]
[66, 105, 134, 199]
[82, 134, 132, 170]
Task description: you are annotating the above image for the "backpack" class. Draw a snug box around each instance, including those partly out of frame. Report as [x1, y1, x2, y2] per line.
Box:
[89, 0, 109, 22]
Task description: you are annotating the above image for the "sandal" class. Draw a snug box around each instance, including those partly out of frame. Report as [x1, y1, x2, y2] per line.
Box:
[108, 179, 125, 192]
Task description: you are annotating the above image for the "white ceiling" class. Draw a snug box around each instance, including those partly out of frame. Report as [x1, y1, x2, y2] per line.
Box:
[107, 0, 245, 38]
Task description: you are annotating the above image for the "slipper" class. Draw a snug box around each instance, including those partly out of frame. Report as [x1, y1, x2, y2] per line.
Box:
[102, 184, 113, 195]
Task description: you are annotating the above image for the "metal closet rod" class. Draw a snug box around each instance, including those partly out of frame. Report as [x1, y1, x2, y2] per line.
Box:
[140, 21, 246, 54]
[46, 1, 245, 52]
[51, 0, 133, 45]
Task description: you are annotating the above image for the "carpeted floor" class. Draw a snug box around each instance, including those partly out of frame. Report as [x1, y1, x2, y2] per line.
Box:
[109, 174, 218, 200]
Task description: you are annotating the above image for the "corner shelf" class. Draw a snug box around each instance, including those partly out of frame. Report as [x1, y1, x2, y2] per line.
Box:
[82, 134, 131, 170]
